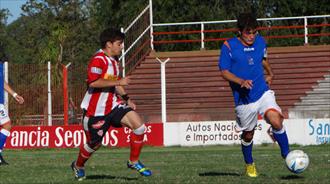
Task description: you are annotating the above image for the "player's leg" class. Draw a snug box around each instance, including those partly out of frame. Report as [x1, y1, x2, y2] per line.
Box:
[71, 142, 97, 181]
[121, 111, 145, 162]
[71, 115, 109, 180]
[265, 110, 289, 158]
[241, 130, 258, 177]
[235, 104, 258, 177]
[120, 110, 152, 176]
[0, 106, 11, 165]
[241, 130, 255, 165]
[0, 122, 10, 165]
[260, 90, 289, 158]
[73, 142, 99, 173]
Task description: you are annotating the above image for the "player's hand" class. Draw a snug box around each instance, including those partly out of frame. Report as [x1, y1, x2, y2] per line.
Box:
[127, 99, 136, 110]
[265, 75, 273, 86]
[118, 76, 131, 86]
[14, 94, 24, 104]
[240, 80, 253, 89]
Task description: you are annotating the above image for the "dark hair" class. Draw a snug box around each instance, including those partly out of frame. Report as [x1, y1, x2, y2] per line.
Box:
[237, 13, 258, 32]
[99, 28, 125, 48]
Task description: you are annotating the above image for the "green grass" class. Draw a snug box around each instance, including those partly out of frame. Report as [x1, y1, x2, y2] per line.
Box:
[0, 144, 329, 184]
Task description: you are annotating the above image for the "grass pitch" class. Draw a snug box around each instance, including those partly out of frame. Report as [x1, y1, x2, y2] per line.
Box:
[0, 144, 329, 184]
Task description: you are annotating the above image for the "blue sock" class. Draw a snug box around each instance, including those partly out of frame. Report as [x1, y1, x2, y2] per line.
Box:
[272, 128, 290, 158]
[0, 129, 10, 152]
[241, 140, 254, 164]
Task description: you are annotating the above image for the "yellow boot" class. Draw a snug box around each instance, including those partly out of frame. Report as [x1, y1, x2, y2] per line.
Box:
[245, 163, 258, 177]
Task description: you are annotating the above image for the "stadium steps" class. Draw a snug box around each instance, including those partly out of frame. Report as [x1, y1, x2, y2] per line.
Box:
[289, 73, 330, 119]
[125, 45, 330, 122]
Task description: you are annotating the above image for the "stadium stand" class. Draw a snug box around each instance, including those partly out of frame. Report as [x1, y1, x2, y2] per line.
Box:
[125, 45, 330, 122]
[289, 73, 330, 118]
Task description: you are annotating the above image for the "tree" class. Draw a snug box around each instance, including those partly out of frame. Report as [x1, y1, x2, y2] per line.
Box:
[1, 0, 330, 61]
[0, 9, 10, 61]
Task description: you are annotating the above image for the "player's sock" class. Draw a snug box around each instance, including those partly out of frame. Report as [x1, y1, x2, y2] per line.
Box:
[129, 124, 145, 162]
[272, 127, 290, 158]
[0, 129, 10, 152]
[241, 139, 254, 164]
[76, 144, 95, 168]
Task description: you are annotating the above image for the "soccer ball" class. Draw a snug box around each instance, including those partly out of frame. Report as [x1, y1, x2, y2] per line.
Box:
[285, 150, 309, 174]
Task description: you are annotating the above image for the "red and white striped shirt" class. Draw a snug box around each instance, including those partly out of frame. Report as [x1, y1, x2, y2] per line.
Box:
[81, 49, 121, 117]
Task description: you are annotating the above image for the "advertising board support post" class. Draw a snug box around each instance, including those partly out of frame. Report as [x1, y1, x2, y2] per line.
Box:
[156, 57, 170, 123]
[47, 61, 52, 126]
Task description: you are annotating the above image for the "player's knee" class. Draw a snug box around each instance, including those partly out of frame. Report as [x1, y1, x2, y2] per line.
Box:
[271, 121, 283, 131]
[88, 142, 101, 150]
[2, 122, 12, 131]
[0, 128, 10, 138]
[241, 131, 254, 142]
[242, 136, 253, 143]
[267, 112, 283, 130]
[85, 143, 96, 152]
[133, 124, 146, 135]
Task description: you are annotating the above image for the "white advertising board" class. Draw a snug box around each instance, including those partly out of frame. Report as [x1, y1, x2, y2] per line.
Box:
[164, 119, 329, 146]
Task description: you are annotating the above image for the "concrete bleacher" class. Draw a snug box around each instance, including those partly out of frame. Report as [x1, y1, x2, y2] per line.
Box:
[289, 73, 330, 118]
[126, 45, 330, 122]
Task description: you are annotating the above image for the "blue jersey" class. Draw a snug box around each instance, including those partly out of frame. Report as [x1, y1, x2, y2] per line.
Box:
[218, 35, 269, 106]
[0, 62, 3, 104]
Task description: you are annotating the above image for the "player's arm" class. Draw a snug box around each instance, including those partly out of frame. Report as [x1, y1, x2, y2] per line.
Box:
[4, 82, 24, 104]
[262, 58, 274, 85]
[219, 42, 252, 89]
[115, 82, 136, 110]
[89, 76, 130, 88]
[115, 85, 127, 96]
[221, 70, 253, 89]
[87, 58, 131, 88]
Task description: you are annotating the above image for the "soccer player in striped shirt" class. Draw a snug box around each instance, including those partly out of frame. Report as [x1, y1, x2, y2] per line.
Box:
[218, 13, 290, 177]
[71, 28, 151, 180]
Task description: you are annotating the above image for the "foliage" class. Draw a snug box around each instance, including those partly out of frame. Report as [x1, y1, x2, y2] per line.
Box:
[0, 9, 10, 60]
[1, 0, 329, 65]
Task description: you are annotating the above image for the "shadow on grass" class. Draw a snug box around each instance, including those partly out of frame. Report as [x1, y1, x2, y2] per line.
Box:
[281, 175, 304, 180]
[199, 171, 241, 177]
[86, 174, 138, 181]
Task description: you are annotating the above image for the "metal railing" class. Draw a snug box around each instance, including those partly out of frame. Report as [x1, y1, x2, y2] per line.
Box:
[152, 15, 330, 51]
[119, 0, 329, 75]
[119, 1, 153, 77]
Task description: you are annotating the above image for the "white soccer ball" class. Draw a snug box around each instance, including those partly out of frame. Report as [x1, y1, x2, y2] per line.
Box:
[285, 150, 309, 174]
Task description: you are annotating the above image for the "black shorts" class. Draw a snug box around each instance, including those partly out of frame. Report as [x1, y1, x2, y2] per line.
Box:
[82, 104, 133, 146]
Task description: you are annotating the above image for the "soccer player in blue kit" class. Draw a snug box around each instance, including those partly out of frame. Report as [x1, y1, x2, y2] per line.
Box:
[0, 60, 24, 165]
[218, 13, 290, 177]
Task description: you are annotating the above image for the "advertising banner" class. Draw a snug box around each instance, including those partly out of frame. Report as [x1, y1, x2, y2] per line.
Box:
[286, 119, 330, 145]
[164, 119, 330, 146]
[4, 118, 329, 148]
[164, 120, 269, 146]
[5, 123, 163, 149]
